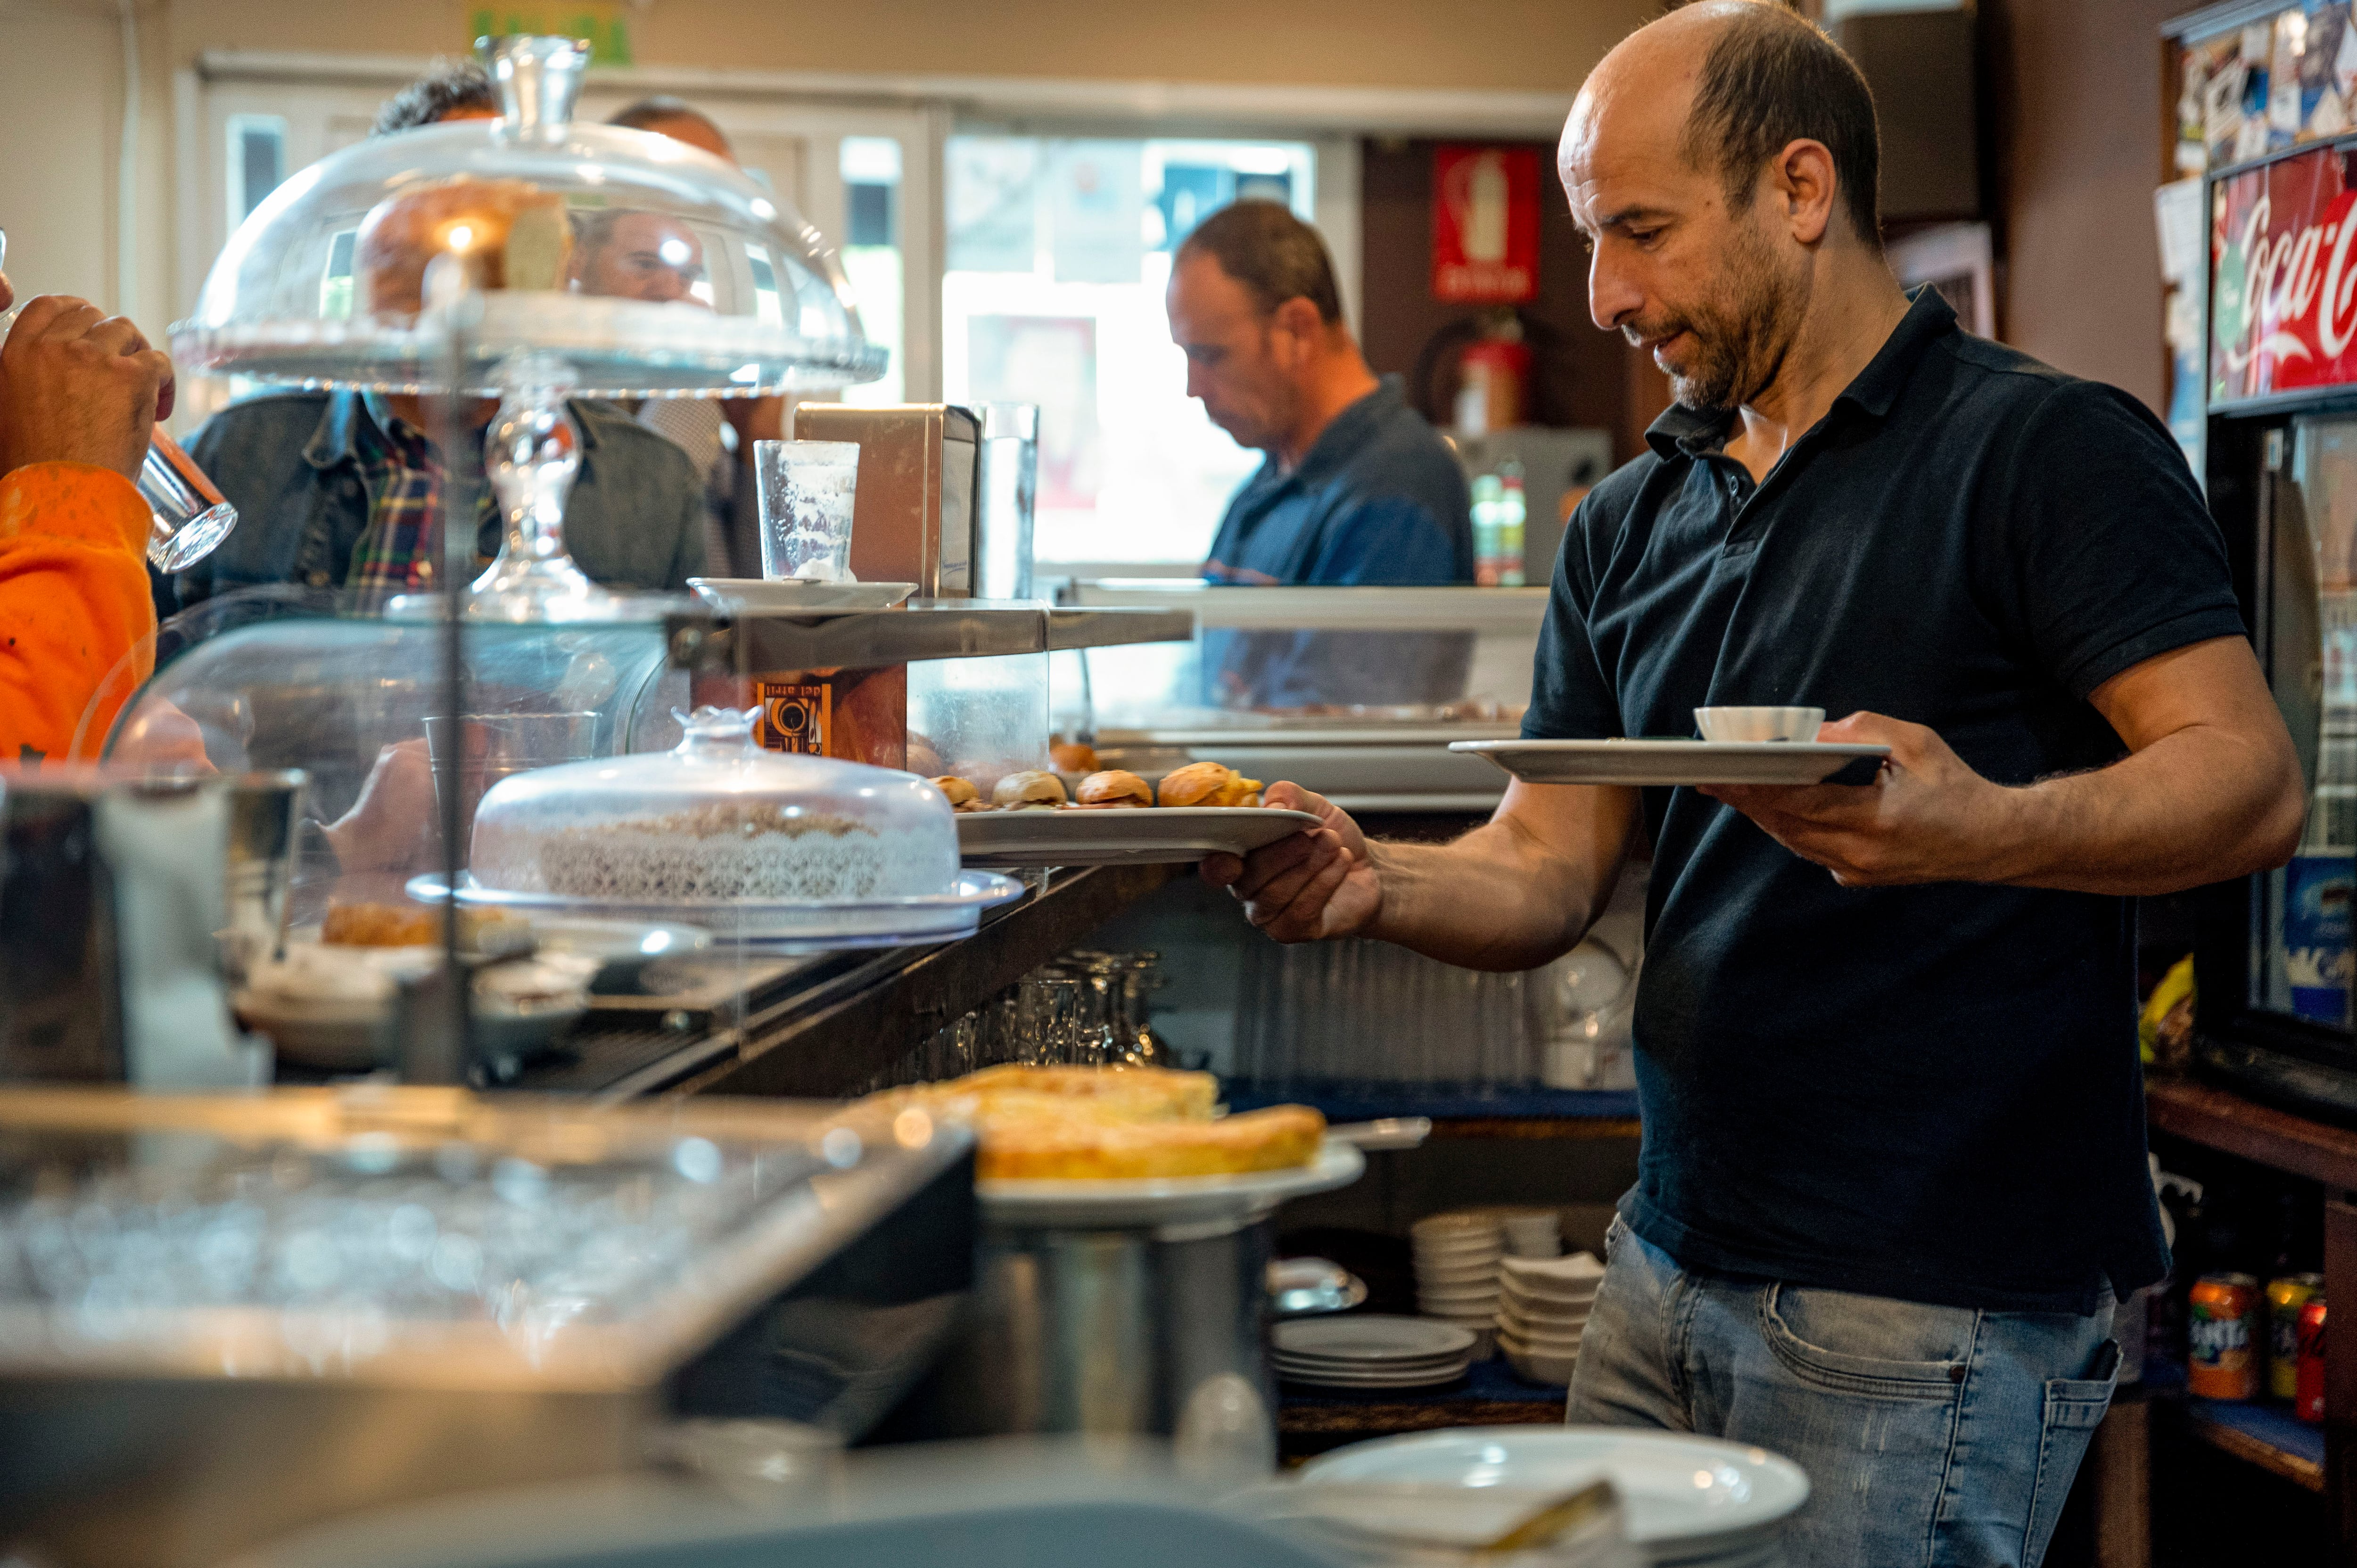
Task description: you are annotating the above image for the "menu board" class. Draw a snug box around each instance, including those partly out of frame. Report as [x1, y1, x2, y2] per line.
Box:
[2211, 143, 2357, 404]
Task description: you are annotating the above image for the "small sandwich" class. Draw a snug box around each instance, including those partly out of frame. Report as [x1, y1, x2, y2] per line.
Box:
[1155, 761, 1263, 808]
[932, 775, 993, 813]
[1050, 740, 1101, 774]
[992, 769, 1069, 810]
[1075, 769, 1154, 808]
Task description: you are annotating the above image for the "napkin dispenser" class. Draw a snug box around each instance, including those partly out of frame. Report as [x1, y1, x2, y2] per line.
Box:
[794, 403, 981, 598]
[0, 770, 297, 1087]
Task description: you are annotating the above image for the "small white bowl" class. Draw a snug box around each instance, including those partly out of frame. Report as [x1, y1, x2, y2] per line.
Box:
[1499, 1323, 1587, 1357]
[1504, 1342, 1579, 1385]
[1500, 1304, 1591, 1337]
[1419, 1290, 1504, 1315]
[1500, 1252, 1604, 1282]
[1694, 706, 1824, 743]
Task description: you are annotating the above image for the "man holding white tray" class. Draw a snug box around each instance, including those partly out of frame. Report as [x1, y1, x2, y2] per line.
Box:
[1207, 7, 2302, 1568]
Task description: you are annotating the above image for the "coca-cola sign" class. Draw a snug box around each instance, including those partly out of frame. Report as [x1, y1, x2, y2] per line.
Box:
[2213, 146, 2357, 404]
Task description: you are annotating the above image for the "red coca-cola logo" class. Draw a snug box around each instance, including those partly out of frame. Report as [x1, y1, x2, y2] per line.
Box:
[2213, 147, 2357, 404]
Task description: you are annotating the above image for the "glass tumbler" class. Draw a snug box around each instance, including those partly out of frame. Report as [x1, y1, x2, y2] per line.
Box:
[0, 229, 240, 572]
[754, 439, 861, 582]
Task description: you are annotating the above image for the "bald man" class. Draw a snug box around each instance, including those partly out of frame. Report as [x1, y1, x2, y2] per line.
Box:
[1208, 8, 2297, 1564]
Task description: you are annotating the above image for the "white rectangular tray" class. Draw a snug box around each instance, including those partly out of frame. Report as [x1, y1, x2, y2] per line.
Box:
[956, 805, 1319, 868]
[1450, 739, 1889, 787]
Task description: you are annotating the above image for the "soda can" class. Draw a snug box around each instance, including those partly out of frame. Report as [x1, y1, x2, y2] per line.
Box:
[2297, 1297, 2328, 1424]
[2269, 1273, 2325, 1399]
[2189, 1272, 2262, 1400]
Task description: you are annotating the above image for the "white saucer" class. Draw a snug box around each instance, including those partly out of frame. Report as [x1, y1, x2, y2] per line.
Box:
[1451, 738, 1890, 787]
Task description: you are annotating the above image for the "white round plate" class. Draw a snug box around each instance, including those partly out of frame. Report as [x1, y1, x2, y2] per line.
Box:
[688, 578, 917, 611]
[1277, 1367, 1470, 1391]
[1410, 1213, 1503, 1240]
[405, 870, 1024, 948]
[1450, 738, 1889, 788]
[956, 806, 1319, 868]
[1275, 1316, 1477, 1362]
[1275, 1353, 1474, 1375]
[1299, 1427, 1811, 1552]
[1415, 1268, 1501, 1290]
[977, 1140, 1364, 1228]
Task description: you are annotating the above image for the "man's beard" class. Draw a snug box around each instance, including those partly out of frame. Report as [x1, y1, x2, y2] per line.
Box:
[1624, 220, 1802, 412]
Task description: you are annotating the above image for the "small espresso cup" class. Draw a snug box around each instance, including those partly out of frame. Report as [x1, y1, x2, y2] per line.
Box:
[1694, 706, 1825, 743]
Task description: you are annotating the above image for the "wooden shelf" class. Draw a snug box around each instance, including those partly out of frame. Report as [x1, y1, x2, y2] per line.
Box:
[2145, 1075, 2357, 1193]
[2172, 1396, 2327, 1493]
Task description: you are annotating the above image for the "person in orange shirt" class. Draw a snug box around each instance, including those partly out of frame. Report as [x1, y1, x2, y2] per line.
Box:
[0, 270, 177, 763]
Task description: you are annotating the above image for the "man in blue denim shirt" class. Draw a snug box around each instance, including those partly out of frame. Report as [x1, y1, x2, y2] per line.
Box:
[1171, 203, 1472, 587]
[1208, 8, 2303, 1567]
[1170, 203, 1472, 706]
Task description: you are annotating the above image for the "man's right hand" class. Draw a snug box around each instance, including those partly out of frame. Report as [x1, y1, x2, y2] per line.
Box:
[1200, 780, 1384, 942]
[0, 294, 175, 482]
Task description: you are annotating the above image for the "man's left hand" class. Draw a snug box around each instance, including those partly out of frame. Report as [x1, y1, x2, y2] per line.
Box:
[1698, 711, 2022, 888]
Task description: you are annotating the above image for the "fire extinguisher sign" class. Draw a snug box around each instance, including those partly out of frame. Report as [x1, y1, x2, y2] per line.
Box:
[1432, 145, 1541, 305]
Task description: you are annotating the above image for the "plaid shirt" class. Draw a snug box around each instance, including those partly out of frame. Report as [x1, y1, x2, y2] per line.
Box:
[345, 396, 496, 610]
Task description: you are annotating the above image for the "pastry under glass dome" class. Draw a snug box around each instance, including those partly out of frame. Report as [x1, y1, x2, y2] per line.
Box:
[170, 38, 881, 396]
[169, 34, 885, 624]
[411, 708, 1023, 944]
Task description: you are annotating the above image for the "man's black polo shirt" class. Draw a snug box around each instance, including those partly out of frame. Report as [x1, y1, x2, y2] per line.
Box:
[1527, 288, 2245, 1312]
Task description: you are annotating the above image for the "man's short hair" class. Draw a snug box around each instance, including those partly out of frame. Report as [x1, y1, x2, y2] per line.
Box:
[609, 96, 728, 146]
[371, 59, 497, 137]
[1176, 202, 1344, 325]
[1679, 4, 1882, 248]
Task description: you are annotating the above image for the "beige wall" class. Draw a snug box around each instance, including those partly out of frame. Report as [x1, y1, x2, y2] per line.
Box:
[1984, 0, 2174, 412]
[1, 0, 1646, 376]
[162, 0, 1641, 89]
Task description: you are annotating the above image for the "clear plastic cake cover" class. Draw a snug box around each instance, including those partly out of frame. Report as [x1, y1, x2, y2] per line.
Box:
[416, 707, 1021, 943]
[170, 35, 883, 397]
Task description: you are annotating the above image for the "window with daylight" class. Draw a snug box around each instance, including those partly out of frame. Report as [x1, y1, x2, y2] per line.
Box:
[942, 135, 1319, 571]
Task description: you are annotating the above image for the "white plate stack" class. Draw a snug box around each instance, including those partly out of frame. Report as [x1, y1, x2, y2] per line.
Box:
[1496, 1251, 1603, 1385]
[1271, 1315, 1478, 1391]
[1410, 1211, 1505, 1351]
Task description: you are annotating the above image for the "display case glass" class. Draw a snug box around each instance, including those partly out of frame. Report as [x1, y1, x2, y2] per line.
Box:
[1059, 583, 1546, 732]
[2255, 417, 2357, 1026]
[171, 38, 881, 397]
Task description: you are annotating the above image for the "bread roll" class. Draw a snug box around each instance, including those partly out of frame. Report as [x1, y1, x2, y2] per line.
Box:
[931, 775, 985, 811]
[1076, 769, 1153, 807]
[1155, 761, 1264, 808]
[1051, 740, 1100, 774]
[992, 769, 1067, 809]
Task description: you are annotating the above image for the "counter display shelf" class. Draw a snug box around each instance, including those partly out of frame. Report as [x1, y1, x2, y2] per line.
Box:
[1060, 583, 1547, 812]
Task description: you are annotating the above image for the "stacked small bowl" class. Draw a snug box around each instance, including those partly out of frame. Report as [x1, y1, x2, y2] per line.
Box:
[1496, 1251, 1603, 1384]
[1410, 1212, 1505, 1351]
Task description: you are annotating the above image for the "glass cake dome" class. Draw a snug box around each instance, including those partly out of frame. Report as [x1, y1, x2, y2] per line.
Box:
[418, 707, 1023, 944]
[171, 36, 883, 397]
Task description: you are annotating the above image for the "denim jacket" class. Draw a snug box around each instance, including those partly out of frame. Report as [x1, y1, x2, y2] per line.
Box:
[171, 390, 705, 611]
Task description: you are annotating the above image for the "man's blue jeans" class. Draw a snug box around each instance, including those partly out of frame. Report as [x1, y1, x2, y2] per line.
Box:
[1566, 1218, 2120, 1568]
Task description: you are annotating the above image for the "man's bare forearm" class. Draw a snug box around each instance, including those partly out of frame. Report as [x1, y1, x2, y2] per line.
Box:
[1365, 787, 1635, 970]
[1993, 722, 2304, 896]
